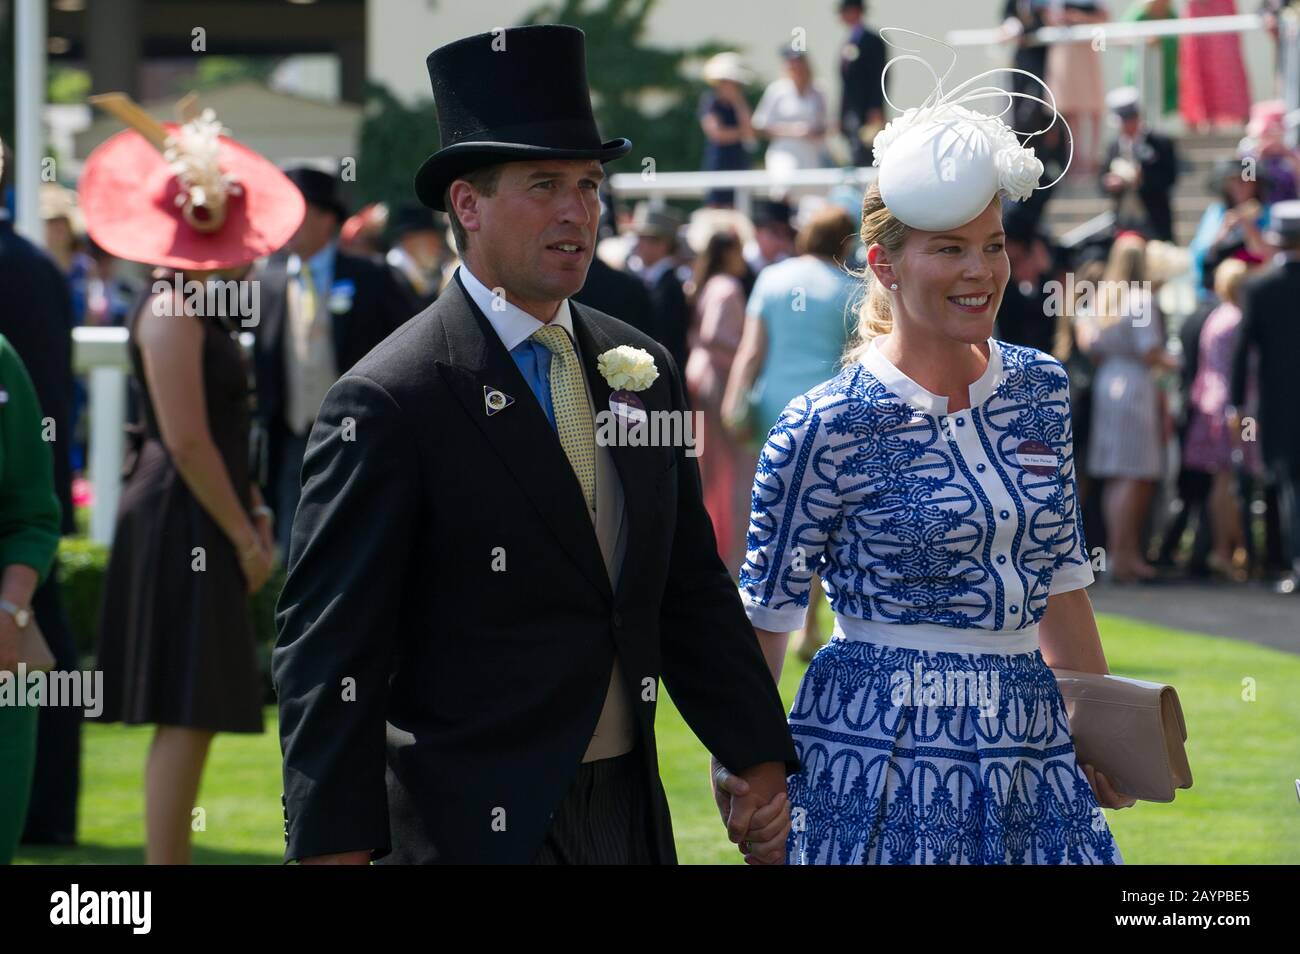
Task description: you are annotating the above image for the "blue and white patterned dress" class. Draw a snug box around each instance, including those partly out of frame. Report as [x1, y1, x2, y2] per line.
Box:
[739, 336, 1122, 865]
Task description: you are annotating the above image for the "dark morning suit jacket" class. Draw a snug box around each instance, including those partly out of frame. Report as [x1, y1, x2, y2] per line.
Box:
[645, 266, 689, 378]
[1099, 130, 1179, 243]
[272, 275, 798, 864]
[250, 250, 414, 489]
[1231, 258, 1300, 477]
[840, 25, 886, 165]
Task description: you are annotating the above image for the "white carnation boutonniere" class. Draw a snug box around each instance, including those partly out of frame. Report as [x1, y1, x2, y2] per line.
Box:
[597, 345, 659, 392]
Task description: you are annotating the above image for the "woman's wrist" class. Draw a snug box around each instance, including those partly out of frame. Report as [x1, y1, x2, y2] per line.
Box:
[233, 523, 261, 559]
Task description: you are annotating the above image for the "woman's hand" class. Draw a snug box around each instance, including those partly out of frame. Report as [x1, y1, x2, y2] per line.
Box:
[0, 610, 19, 673]
[253, 508, 274, 560]
[1083, 763, 1137, 810]
[238, 532, 273, 595]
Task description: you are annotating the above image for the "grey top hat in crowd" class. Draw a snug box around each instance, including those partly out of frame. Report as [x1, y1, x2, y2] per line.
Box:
[630, 202, 683, 243]
[1266, 200, 1300, 246]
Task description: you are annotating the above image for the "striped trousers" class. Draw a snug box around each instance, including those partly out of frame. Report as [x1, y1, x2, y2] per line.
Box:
[532, 748, 655, 865]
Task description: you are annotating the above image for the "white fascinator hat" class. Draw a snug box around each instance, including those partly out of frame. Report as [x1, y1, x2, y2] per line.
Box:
[871, 29, 1072, 231]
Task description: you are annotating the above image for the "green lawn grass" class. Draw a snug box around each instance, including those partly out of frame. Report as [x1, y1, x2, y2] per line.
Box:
[15, 610, 1300, 865]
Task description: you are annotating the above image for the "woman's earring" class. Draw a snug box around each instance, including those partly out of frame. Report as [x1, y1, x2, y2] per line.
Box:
[889, 282, 898, 290]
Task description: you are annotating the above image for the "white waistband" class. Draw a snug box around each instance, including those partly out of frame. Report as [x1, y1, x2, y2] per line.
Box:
[832, 615, 1040, 656]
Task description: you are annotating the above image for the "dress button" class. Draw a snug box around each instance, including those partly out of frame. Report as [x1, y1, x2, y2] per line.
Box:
[999, 509, 1010, 520]
[612, 612, 623, 628]
[1010, 605, 1019, 614]
[955, 417, 965, 427]
[976, 463, 986, 473]
[997, 554, 1007, 565]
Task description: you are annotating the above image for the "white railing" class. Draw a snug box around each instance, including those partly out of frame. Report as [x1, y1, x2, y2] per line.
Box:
[609, 165, 878, 215]
[73, 327, 254, 545]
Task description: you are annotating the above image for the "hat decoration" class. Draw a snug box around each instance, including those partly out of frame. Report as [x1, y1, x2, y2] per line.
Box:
[870, 29, 1073, 231]
[91, 93, 241, 234]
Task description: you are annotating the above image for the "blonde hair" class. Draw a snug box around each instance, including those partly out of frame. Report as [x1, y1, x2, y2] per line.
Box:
[843, 184, 910, 366]
[1097, 233, 1147, 328]
[1213, 257, 1249, 305]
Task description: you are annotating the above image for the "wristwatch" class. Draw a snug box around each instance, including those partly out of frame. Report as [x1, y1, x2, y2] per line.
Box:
[0, 598, 31, 629]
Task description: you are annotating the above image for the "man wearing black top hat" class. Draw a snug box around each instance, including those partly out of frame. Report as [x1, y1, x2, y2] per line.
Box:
[274, 25, 797, 865]
[250, 167, 416, 552]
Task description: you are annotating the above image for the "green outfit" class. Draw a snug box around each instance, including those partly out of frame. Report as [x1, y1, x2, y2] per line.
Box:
[0, 333, 62, 864]
[1123, 2, 1180, 116]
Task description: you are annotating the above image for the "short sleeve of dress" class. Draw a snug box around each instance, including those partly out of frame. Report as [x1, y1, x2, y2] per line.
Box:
[1047, 368, 1095, 595]
[738, 392, 843, 631]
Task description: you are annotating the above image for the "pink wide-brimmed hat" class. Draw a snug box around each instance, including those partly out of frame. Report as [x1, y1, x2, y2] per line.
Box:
[78, 93, 305, 270]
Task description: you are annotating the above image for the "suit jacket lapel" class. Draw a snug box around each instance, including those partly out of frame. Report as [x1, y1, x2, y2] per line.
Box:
[257, 256, 289, 361]
[571, 304, 658, 603]
[437, 278, 612, 601]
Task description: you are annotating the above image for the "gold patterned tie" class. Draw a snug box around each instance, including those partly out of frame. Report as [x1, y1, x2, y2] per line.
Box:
[531, 324, 596, 514]
[299, 262, 318, 329]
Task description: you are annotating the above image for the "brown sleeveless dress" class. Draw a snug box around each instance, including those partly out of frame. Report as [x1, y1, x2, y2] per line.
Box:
[94, 293, 264, 732]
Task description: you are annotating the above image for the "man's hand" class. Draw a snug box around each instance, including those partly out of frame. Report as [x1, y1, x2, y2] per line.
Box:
[711, 757, 790, 864]
[300, 850, 371, 865]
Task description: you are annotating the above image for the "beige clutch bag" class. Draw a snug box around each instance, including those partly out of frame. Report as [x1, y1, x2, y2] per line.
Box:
[1053, 669, 1193, 803]
[4, 620, 55, 673]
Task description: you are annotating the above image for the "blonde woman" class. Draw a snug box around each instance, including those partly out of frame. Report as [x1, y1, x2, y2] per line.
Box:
[735, 38, 1135, 864]
[1074, 233, 1177, 581]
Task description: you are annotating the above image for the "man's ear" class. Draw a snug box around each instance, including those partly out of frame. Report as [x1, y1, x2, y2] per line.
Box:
[448, 179, 481, 233]
[866, 243, 895, 288]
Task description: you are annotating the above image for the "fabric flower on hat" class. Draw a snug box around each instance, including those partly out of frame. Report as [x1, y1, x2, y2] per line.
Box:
[995, 145, 1045, 202]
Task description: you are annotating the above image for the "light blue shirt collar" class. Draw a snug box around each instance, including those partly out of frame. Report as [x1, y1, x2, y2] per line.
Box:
[290, 240, 337, 290]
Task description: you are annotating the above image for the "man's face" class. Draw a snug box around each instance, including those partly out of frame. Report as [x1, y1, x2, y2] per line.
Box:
[757, 223, 793, 260]
[1120, 115, 1141, 139]
[634, 234, 671, 267]
[452, 159, 603, 307]
[288, 204, 338, 259]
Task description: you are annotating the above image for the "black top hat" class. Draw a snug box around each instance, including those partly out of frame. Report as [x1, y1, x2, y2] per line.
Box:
[414, 25, 632, 212]
[752, 198, 794, 230]
[285, 166, 348, 222]
[389, 203, 446, 239]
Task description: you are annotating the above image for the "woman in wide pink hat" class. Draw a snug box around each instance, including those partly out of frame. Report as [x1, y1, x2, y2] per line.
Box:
[79, 95, 303, 864]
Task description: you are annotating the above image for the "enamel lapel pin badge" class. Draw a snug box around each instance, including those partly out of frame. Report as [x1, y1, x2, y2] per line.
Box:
[483, 386, 514, 417]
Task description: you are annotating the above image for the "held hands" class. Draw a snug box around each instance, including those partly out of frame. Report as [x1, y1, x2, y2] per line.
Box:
[710, 757, 791, 865]
[1082, 763, 1138, 810]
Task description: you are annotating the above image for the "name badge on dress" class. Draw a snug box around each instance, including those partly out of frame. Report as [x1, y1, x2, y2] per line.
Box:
[1015, 439, 1059, 477]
